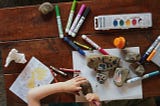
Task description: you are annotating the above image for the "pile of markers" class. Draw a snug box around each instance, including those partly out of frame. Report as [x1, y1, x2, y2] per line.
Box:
[53, 0, 110, 57]
[126, 36, 160, 83]
[55, 0, 90, 38]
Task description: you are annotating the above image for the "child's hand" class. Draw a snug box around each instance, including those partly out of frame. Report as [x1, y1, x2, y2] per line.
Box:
[62, 76, 88, 93]
[85, 93, 101, 106]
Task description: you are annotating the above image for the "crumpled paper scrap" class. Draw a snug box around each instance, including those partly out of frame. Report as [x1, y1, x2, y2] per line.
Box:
[4, 48, 27, 67]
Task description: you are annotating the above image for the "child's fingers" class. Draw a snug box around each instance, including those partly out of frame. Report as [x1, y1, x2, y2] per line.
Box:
[77, 80, 88, 85]
[76, 86, 82, 90]
[75, 76, 86, 81]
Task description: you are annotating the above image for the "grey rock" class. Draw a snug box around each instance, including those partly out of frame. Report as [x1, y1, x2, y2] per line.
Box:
[113, 67, 129, 87]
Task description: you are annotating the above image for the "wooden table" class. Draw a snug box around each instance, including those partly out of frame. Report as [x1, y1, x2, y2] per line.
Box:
[1, 0, 160, 106]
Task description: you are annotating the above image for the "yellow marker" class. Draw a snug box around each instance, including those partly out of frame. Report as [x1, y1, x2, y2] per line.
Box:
[147, 43, 160, 61]
[73, 41, 93, 50]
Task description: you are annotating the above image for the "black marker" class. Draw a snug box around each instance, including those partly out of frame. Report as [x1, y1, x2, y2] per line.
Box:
[71, 7, 90, 37]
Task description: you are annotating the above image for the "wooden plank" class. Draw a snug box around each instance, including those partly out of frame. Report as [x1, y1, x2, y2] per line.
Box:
[1, 31, 159, 74]
[1, 0, 160, 105]
[4, 73, 74, 105]
[0, 0, 160, 42]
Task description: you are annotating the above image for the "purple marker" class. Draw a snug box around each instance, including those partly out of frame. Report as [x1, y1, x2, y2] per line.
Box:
[68, 4, 86, 36]
[71, 7, 90, 37]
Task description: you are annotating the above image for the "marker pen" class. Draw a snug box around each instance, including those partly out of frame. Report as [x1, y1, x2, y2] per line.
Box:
[50, 69, 59, 83]
[71, 7, 90, 37]
[142, 70, 160, 79]
[59, 68, 81, 72]
[147, 42, 160, 61]
[126, 70, 160, 83]
[55, 5, 64, 38]
[73, 41, 93, 50]
[126, 77, 141, 83]
[140, 36, 160, 63]
[63, 37, 86, 56]
[68, 4, 86, 36]
[81, 35, 109, 55]
[50, 66, 67, 76]
[65, 0, 77, 33]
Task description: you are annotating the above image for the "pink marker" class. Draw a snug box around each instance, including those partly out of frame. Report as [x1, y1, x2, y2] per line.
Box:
[81, 35, 109, 55]
[68, 4, 86, 36]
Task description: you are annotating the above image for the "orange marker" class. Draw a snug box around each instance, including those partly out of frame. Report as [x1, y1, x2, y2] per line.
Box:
[113, 36, 126, 49]
[147, 43, 160, 61]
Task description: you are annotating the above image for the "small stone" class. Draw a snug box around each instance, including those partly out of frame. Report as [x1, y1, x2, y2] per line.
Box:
[80, 81, 93, 95]
[87, 55, 120, 73]
[96, 72, 108, 84]
[129, 62, 145, 76]
[38, 2, 54, 15]
[113, 67, 129, 87]
[121, 49, 141, 63]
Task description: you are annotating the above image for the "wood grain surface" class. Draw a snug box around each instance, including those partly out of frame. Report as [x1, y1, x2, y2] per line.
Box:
[1, 0, 160, 106]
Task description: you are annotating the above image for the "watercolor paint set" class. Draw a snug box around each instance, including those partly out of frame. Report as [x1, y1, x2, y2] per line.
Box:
[94, 13, 152, 30]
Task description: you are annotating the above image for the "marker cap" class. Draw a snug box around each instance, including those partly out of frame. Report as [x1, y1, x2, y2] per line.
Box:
[71, 0, 77, 11]
[55, 5, 60, 16]
[71, 32, 76, 37]
[78, 4, 86, 15]
[83, 7, 90, 17]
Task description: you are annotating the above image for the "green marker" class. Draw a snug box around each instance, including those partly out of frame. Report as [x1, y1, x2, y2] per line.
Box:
[65, 0, 77, 33]
[55, 5, 64, 38]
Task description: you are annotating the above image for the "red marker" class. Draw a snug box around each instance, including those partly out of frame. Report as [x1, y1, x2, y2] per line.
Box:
[82, 35, 109, 55]
[59, 68, 81, 72]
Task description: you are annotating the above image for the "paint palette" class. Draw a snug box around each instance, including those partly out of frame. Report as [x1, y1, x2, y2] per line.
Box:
[94, 13, 152, 30]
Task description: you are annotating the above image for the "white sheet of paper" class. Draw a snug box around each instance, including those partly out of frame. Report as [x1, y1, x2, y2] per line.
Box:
[72, 47, 142, 102]
[9, 57, 54, 103]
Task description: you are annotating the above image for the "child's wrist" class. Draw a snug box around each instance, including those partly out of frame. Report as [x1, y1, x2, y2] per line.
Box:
[58, 82, 68, 92]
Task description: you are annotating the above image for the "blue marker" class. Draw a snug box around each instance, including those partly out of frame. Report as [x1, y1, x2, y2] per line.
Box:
[126, 70, 160, 83]
[140, 36, 160, 63]
[63, 37, 86, 56]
